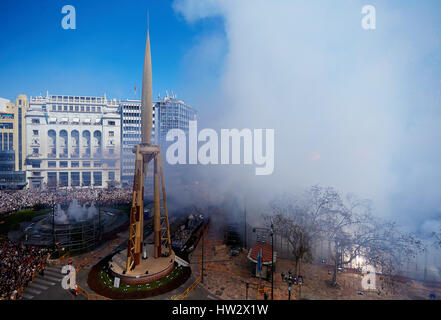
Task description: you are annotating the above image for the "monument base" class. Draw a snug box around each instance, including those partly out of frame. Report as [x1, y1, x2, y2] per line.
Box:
[109, 244, 175, 285]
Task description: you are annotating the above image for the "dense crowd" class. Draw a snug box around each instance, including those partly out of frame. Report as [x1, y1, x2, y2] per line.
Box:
[0, 240, 49, 300]
[0, 187, 133, 215]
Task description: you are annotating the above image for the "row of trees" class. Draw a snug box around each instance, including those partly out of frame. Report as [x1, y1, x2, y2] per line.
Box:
[266, 185, 422, 287]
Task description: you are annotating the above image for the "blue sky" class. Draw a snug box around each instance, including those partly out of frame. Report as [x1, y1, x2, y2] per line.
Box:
[0, 0, 223, 102]
[2, 0, 441, 228]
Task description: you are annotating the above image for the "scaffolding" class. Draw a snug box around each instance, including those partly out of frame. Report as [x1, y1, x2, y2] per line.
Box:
[25, 218, 99, 256]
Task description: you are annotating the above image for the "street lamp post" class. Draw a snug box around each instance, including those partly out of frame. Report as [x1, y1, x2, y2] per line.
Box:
[201, 230, 204, 283]
[271, 223, 274, 300]
[52, 200, 55, 249]
[281, 270, 293, 300]
[98, 191, 101, 241]
[246, 280, 249, 300]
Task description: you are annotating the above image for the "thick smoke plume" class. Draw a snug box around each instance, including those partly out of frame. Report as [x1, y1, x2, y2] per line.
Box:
[172, 0, 441, 233]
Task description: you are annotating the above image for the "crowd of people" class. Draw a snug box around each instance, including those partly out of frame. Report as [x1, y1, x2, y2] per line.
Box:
[0, 187, 133, 216]
[0, 240, 49, 300]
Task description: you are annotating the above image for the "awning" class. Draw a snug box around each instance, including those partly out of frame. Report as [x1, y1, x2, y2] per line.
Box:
[247, 242, 276, 265]
[72, 118, 80, 123]
[84, 119, 91, 123]
[61, 117, 68, 122]
[49, 117, 57, 123]
[95, 118, 101, 123]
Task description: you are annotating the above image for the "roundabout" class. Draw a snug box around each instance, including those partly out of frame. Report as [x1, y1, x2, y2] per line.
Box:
[109, 244, 175, 285]
[87, 252, 191, 299]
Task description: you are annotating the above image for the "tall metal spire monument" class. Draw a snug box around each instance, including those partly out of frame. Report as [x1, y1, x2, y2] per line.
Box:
[125, 22, 172, 272]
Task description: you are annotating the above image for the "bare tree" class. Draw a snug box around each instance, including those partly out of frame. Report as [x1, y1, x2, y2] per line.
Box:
[266, 185, 422, 289]
[362, 219, 422, 293]
[269, 206, 313, 277]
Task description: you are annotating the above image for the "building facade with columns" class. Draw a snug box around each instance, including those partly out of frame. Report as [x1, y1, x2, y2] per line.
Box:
[25, 93, 121, 189]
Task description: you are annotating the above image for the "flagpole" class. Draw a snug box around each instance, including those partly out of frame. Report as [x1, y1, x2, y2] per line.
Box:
[259, 248, 262, 297]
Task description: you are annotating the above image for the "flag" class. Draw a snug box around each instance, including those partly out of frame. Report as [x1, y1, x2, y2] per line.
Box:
[257, 250, 262, 273]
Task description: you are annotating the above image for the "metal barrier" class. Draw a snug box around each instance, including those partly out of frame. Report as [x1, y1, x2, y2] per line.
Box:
[173, 277, 201, 300]
[77, 284, 110, 300]
[172, 223, 210, 300]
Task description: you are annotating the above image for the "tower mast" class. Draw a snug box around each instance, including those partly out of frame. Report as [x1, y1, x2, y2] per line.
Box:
[126, 18, 172, 273]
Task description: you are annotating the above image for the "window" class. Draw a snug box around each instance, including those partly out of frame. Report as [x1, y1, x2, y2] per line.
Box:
[93, 171, 102, 186]
[64, 105, 68, 111]
[81, 106, 85, 112]
[52, 105, 56, 111]
[32, 148, 39, 155]
[107, 160, 116, 167]
[69, 106, 73, 111]
[108, 148, 114, 155]
[108, 121, 115, 126]
[60, 161, 68, 168]
[48, 161, 56, 168]
[59, 172, 68, 187]
[71, 172, 80, 187]
[19, 100, 22, 105]
[72, 161, 79, 168]
[82, 172, 91, 186]
[33, 130, 38, 136]
[86, 106, 90, 112]
[32, 163, 40, 168]
[93, 161, 102, 167]
[58, 105, 62, 111]
[83, 161, 91, 168]
[108, 171, 115, 180]
[109, 131, 114, 137]
[75, 106, 79, 112]
[0, 123, 13, 129]
[48, 172, 57, 188]
[32, 118, 40, 124]
[97, 107, 101, 112]
[92, 107, 96, 112]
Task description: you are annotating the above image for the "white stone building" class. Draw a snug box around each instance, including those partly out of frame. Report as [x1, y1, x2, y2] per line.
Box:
[25, 93, 121, 189]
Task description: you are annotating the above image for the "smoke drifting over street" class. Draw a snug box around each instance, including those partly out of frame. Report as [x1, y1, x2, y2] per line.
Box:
[173, 0, 441, 232]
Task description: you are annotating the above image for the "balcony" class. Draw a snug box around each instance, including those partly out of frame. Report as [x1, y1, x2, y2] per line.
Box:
[28, 153, 41, 158]
[47, 153, 56, 158]
[59, 153, 68, 158]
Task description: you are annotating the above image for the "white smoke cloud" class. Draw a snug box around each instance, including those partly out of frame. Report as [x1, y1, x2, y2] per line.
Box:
[173, 0, 441, 230]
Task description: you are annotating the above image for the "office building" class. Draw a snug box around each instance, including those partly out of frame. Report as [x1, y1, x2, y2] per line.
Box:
[0, 95, 28, 189]
[119, 94, 196, 186]
[156, 94, 198, 143]
[119, 99, 158, 186]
